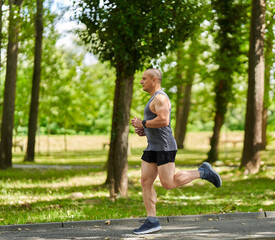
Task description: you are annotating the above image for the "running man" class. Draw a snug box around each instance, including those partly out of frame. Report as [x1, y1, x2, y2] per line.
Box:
[131, 68, 222, 235]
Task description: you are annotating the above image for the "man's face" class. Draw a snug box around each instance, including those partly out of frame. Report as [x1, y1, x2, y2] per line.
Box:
[140, 71, 153, 92]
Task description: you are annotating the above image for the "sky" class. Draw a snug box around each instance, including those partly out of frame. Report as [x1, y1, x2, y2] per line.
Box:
[52, 0, 98, 65]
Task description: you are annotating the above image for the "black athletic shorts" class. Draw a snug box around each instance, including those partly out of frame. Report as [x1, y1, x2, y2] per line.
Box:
[141, 150, 177, 166]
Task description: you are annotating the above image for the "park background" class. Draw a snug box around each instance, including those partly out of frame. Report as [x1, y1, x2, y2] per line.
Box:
[0, 0, 274, 225]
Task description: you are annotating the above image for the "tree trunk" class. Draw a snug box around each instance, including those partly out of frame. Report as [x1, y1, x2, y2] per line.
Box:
[207, 73, 230, 163]
[174, 43, 194, 149]
[241, 0, 265, 174]
[174, 50, 184, 149]
[207, 0, 243, 163]
[0, 0, 4, 69]
[107, 63, 134, 200]
[261, 105, 268, 150]
[25, 0, 43, 162]
[0, 0, 3, 127]
[261, 8, 274, 150]
[175, 85, 184, 149]
[175, 84, 193, 149]
[0, 0, 23, 169]
[207, 112, 224, 163]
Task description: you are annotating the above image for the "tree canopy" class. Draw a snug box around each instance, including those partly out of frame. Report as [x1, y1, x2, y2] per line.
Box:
[75, 0, 202, 74]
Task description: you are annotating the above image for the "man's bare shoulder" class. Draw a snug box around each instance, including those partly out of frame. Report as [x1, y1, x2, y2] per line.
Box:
[154, 93, 168, 103]
[153, 93, 169, 105]
[151, 93, 170, 110]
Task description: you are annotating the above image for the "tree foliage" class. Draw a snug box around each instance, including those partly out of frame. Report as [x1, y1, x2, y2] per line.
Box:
[75, 0, 201, 74]
[206, 0, 249, 163]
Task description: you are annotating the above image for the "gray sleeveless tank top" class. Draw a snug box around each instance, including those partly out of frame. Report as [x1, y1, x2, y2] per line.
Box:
[144, 90, 177, 151]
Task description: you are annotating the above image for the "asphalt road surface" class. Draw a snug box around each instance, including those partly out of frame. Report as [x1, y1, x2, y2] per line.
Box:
[0, 212, 274, 240]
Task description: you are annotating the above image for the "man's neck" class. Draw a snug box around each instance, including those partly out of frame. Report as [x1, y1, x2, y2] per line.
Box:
[149, 87, 162, 97]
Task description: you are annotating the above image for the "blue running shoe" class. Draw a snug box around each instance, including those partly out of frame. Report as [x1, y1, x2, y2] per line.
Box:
[133, 219, 161, 235]
[199, 162, 222, 188]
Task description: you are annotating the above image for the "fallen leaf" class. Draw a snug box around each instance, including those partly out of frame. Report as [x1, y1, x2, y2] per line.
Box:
[105, 220, 111, 225]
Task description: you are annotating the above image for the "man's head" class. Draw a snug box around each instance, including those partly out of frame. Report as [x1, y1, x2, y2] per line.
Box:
[144, 68, 162, 83]
[140, 68, 162, 94]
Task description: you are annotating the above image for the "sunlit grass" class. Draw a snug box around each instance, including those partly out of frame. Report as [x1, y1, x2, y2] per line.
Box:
[1, 164, 275, 225]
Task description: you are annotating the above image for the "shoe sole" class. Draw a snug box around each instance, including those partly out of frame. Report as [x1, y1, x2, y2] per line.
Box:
[133, 226, 162, 235]
[203, 162, 222, 188]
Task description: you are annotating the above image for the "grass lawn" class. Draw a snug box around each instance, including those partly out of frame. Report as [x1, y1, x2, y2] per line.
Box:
[0, 132, 275, 225]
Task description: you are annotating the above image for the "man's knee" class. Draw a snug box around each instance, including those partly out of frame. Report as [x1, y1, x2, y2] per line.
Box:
[160, 180, 174, 190]
[141, 176, 154, 188]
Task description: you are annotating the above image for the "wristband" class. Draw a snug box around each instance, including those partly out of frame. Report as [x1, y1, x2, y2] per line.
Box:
[142, 120, 147, 128]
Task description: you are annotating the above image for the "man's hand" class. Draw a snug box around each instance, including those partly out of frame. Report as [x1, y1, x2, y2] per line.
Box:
[131, 116, 143, 129]
[131, 116, 145, 136]
[135, 127, 145, 136]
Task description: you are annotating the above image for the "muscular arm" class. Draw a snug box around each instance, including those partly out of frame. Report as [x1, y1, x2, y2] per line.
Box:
[146, 94, 170, 128]
[131, 94, 170, 129]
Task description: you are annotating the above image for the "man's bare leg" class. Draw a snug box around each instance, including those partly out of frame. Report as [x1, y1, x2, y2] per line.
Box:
[133, 161, 161, 235]
[158, 162, 200, 190]
[140, 161, 158, 217]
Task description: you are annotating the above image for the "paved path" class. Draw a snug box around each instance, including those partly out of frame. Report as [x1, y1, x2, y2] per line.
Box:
[0, 211, 274, 239]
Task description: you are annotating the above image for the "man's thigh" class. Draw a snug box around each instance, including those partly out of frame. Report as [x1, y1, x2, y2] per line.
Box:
[141, 161, 158, 183]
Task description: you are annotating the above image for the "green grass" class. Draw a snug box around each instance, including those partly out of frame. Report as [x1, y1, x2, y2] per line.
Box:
[1, 165, 274, 225]
[1, 134, 275, 225]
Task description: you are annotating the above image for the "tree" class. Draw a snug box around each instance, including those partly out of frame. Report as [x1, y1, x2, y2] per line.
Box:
[25, 0, 43, 162]
[261, 0, 274, 150]
[174, 36, 204, 149]
[241, 0, 265, 174]
[207, 0, 248, 163]
[76, 0, 201, 199]
[0, 0, 23, 169]
[0, 0, 4, 69]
